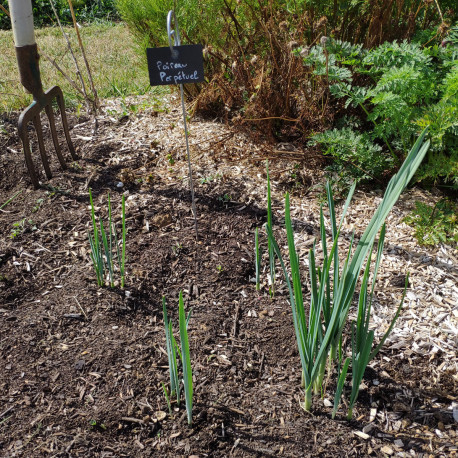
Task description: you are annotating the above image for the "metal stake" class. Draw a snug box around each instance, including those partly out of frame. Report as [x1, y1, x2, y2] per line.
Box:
[167, 10, 198, 240]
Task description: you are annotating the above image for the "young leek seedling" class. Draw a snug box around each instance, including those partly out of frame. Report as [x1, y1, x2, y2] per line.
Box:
[162, 293, 193, 426]
[87, 189, 126, 288]
[88, 188, 104, 287]
[161, 382, 172, 414]
[121, 195, 126, 288]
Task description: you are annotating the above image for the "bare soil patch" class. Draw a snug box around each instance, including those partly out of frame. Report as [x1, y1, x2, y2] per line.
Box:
[0, 98, 456, 457]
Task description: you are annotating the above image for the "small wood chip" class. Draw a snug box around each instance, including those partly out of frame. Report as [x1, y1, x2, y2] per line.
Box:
[154, 411, 167, 421]
[380, 445, 394, 455]
[354, 431, 370, 440]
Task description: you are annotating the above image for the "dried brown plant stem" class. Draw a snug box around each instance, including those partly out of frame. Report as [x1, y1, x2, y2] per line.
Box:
[432, 0, 444, 23]
[40, 51, 88, 99]
[49, 0, 90, 104]
[67, 0, 100, 114]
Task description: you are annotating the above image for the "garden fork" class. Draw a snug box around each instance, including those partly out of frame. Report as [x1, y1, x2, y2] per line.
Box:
[9, 0, 78, 188]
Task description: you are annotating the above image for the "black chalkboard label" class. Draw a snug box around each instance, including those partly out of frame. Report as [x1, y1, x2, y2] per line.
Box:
[146, 45, 204, 86]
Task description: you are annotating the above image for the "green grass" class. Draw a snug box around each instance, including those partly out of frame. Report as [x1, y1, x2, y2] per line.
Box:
[0, 22, 167, 113]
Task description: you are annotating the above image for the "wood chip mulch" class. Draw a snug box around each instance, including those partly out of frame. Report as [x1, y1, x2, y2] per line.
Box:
[0, 95, 456, 457]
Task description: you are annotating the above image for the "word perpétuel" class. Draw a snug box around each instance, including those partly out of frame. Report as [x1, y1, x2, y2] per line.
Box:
[156, 61, 199, 84]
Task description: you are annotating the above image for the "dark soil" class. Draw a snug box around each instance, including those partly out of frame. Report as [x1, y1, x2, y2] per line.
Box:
[0, 106, 456, 457]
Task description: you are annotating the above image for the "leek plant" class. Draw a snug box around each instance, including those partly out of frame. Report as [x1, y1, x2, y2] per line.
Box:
[267, 129, 430, 413]
[162, 292, 193, 426]
[88, 189, 126, 288]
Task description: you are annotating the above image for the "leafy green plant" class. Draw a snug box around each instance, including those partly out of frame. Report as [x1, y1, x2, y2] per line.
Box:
[267, 129, 430, 414]
[415, 64, 458, 186]
[217, 193, 231, 205]
[166, 154, 175, 166]
[32, 198, 44, 213]
[404, 199, 458, 245]
[89, 419, 107, 431]
[172, 242, 183, 256]
[88, 189, 126, 288]
[362, 40, 432, 75]
[10, 218, 35, 239]
[199, 174, 221, 185]
[162, 292, 193, 426]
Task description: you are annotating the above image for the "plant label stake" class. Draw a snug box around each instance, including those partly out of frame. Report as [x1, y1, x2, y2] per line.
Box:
[8, 0, 78, 189]
[146, 10, 204, 240]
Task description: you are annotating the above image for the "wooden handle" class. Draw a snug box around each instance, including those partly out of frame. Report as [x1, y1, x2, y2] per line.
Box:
[8, 0, 35, 47]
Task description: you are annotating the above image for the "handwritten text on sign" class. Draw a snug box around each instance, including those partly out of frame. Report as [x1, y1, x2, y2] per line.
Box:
[147, 45, 204, 86]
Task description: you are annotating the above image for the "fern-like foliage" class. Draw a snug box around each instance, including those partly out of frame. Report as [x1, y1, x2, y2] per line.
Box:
[298, 42, 353, 82]
[362, 41, 432, 75]
[404, 200, 458, 246]
[300, 35, 458, 189]
[415, 65, 458, 185]
[310, 127, 392, 192]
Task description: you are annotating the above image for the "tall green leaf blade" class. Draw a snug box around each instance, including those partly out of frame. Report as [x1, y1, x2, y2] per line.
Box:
[266, 160, 275, 288]
[162, 297, 178, 398]
[349, 327, 374, 414]
[255, 227, 261, 290]
[332, 357, 350, 419]
[99, 219, 113, 286]
[179, 291, 193, 426]
[267, 225, 310, 381]
[108, 193, 115, 284]
[170, 328, 180, 404]
[121, 194, 126, 288]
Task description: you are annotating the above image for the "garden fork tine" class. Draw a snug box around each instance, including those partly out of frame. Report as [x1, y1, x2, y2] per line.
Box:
[9, 0, 78, 189]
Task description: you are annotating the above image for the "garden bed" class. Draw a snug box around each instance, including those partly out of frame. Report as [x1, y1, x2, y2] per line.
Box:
[0, 97, 456, 457]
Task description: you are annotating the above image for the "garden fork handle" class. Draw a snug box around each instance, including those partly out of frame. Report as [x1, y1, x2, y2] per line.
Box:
[8, 0, 44, 99]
